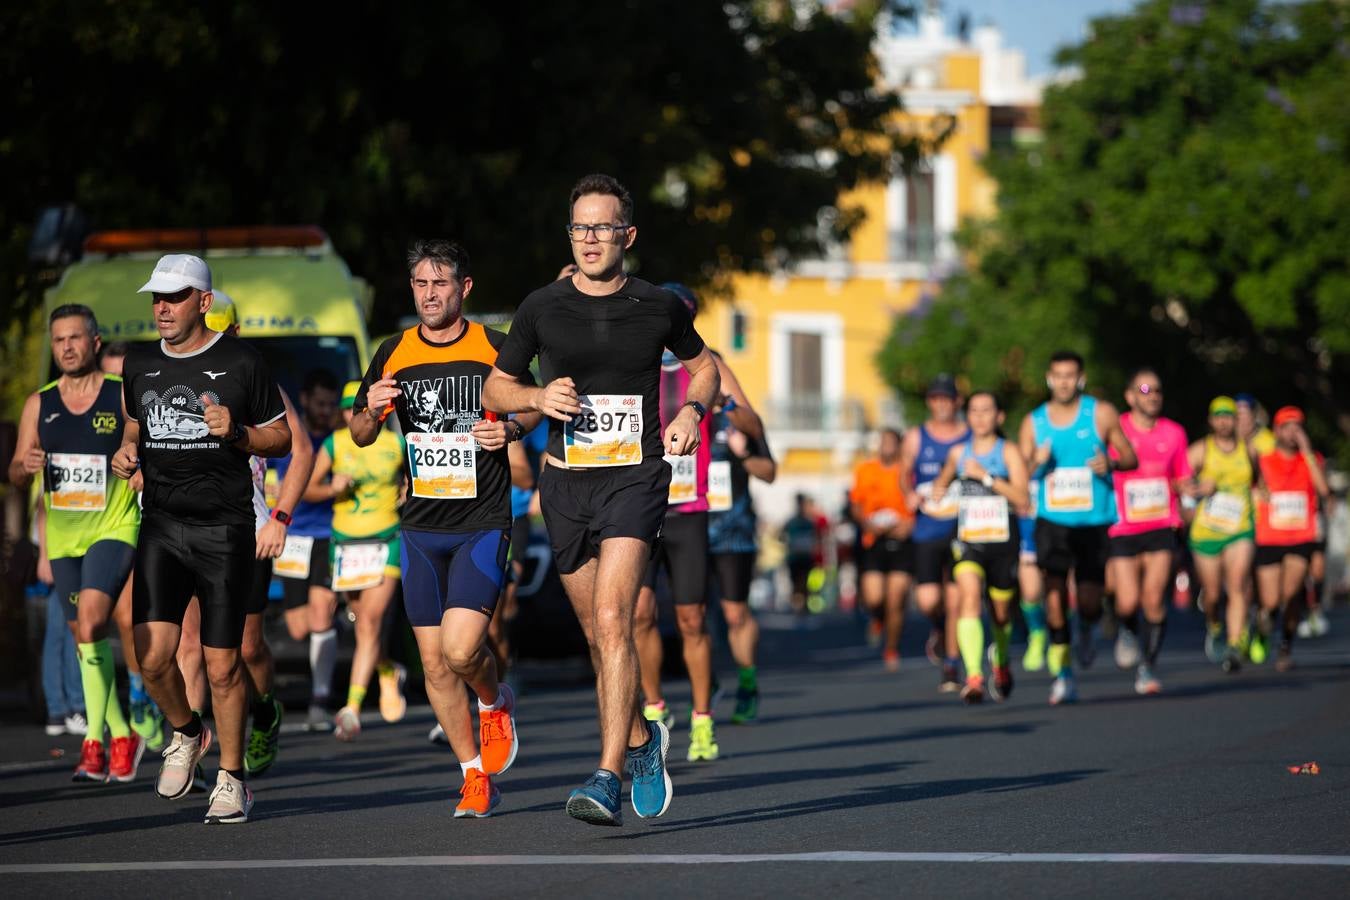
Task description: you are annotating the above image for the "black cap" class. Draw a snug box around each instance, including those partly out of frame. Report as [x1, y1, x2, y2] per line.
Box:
[926, 373, 958, 399]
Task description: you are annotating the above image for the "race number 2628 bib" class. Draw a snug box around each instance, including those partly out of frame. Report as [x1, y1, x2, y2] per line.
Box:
[707, 460, 733, 512]
[1045, 467, 1094, 513]
[666, 454, 697, 505]
[407, 432, 477, 499]
[564, 395, 643, 468]
[274, 535, 314, 580]
[48, 452, 107, 511]
[331, 541, 387, 592]
[1124, 477, 1170, 524]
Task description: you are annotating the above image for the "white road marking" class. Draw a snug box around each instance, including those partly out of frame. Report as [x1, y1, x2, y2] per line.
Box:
[3, 852, 1349, 874]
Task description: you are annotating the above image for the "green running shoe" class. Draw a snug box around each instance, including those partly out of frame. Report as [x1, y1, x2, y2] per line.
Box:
[686, 713, 720, 762]
[130, 700, 165, 751]
[1248, 631, 1268, 666]
[244, 696, 284, 776]
[1023, 629, 1047, 672]
[731, 685, 759, 724]
[642, 701, 675, 730]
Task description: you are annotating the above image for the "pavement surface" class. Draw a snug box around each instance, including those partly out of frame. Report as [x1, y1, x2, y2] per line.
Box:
[1, 605, 1347, 898]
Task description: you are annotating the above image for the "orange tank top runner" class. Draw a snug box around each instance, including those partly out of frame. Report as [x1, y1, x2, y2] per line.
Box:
[1254, 450, 1318, 546]
[849, 459, 913, 549]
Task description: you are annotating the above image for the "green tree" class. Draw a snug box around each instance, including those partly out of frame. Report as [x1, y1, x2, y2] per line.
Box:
[2, 1, 919, 333]
[879, 0, 1350, 456]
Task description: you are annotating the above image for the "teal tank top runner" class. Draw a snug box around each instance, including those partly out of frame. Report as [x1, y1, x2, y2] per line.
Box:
[1031, 396, 1117, 527]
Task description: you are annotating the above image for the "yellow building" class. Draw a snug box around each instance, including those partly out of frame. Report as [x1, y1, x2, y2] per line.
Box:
[700, 9, 1045, 519]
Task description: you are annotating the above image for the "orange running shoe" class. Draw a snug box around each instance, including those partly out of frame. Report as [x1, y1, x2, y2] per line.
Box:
[454, 768, 500, 818]
[960, 674, 985, 705]
[108, 734, 145, 783]
[72, 739, 108, 783]
[479, 684, 518, 776]
[882, 648, 901, 672]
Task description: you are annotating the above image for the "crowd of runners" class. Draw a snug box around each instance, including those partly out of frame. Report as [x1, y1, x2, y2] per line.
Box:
[9, 172, 1338, 828]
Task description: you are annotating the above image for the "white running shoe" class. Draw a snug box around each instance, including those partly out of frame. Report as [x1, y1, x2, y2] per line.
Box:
[157, 726, 213, 800]
[64, 712, 89, 736]
[1049, 674, 1078, 706]
[1114, 630, 1141, 670]
[334, 707, 361, 742]
[428, 722, 448, 745]
[205, 770, 253, 824]
[1134, 665, 1162, 696]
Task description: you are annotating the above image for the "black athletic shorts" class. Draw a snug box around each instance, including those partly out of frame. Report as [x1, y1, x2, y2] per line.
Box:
[1035, 520, 1109, 584]
[1107, 527, 1176, 559]
[860, 537, 914, 575]
[1255, 542, 1318, 568]
[913, 538, 954, 585]
[710, 551, 756, 605]
[50, 539, 136, 622]
[538, 457, 672, 576]
[133, 515, 255, 649]
[952, 540, 1018, 600]
[246, 558, 273, 616]
[644, 510, 709, 605]
[280, 537, 332, 609]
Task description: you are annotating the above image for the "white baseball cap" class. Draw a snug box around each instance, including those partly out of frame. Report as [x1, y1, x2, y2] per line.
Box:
[138, 254, 212, 294]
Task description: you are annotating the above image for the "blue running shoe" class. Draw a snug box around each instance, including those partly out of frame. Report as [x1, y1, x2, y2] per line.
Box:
[626, 720, 672, 818]
[566, 769, 623, 826]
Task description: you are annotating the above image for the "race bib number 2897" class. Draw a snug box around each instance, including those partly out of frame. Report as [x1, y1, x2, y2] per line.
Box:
[564, 394, 643, 468]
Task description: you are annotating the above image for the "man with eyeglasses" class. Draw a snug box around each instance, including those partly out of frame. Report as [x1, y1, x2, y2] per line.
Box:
[483, 173, 720, 826]
[1105, 368, 1195, 695]
[111, 254, 291, 824]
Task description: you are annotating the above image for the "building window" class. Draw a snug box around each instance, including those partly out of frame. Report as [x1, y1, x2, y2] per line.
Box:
[887, 168, 935, 262]
[769, 313, 843, 432]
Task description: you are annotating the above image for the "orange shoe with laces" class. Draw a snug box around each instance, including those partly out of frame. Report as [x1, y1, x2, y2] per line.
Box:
[108, 734, 146, 783]
[73, 739, 108, 783]
[454, 768, 500, 818]
[479, 684, 518, 775]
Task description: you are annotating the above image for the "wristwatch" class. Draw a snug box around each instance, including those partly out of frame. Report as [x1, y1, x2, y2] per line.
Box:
[682, 400, 707, 422]
[270, 508, 292, 526]
[982, 473, 995, 489]
[506, 420, 525, 442]
[227, 422, 247, 445]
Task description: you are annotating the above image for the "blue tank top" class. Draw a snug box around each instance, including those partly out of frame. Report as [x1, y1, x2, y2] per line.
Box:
[273, 429, 332, 538]
[510, 421, 548, 518]
[912, 423, 970, 542]
[707, 411, 762, 555]
[958, 438, 1010, 482]
[957, 437, 1019, 549]
[1031, 396, 1117, 527]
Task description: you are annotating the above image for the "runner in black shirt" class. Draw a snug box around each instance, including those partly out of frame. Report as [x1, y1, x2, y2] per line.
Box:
[351, 239, 541, 818]
[111, 254, 290, 824]
[484, 173, 719, 826]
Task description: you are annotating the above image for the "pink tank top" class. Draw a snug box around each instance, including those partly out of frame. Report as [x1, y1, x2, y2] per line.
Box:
[1109, 414, 1191, 537]
[659, 360, 711, 514]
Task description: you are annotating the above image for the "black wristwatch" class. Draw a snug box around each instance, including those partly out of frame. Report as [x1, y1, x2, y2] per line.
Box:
[682, 400, 707, 422]
[506, 420, 525, 442]
[227, 422, 247, 445]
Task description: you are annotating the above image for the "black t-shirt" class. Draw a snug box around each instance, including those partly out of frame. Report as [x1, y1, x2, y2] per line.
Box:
[356, 321, 513, 534]
[123, 332, 285, 526]
[493, 276, 706, 463]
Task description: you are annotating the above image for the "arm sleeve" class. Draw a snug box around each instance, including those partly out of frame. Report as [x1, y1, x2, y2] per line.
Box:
[665, 296, 705, 361]
[246, 350, 286, 426]
[493, 299, 539, 377]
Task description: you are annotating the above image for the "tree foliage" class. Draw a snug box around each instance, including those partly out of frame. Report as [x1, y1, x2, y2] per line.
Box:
[879, 0, 1350, 455]
[3, 1, 919, 332]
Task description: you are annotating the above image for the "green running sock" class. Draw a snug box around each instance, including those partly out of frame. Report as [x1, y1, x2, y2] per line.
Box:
[346, 684, 368, 711]
[956, 617, 985, 679]
[738, 666, 757, 691]
[1047, 643, 1071, 677]
[994, 622, 1012, 666]
[78, 639, 129, 741]
[1021, 600, 1047, 636]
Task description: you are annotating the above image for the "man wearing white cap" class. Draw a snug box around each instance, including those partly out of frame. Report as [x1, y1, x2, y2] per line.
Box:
[111, 254, 292, 823]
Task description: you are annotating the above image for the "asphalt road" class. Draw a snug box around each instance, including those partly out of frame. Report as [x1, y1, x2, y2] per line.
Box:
[1, 605, 1347, 898]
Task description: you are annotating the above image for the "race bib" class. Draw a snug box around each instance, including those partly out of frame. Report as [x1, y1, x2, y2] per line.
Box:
[666, 454, 698, 505]
[407, 432, 476, 499]
[47, 452, 106, 511]
[1124, 477, 1170, 524]
[707, 460, 733, 512]
[331, 541, 387, 592]
[1270, 491, 1310, 531]
[1045, 467, 1094, 513]
[1199, 491, 1246, 534]
[274, 535, 314, 580]
[564, 394, 643, 468]
[917, 481, 960, 519]
[958, 495, 1011, 544]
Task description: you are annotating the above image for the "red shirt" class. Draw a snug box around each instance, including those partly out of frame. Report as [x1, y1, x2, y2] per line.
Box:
[1254, 450, 1318, 546]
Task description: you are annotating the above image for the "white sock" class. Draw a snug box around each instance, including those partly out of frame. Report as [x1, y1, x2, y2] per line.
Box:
[460, 754, 483, 776]
[477, 687, 504, 712]
[309, 629, 338, 701]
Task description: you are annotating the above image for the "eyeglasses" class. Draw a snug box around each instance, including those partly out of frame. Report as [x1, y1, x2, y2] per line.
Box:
[566, 223, 629, 242]
[1137, 383, 1163, 394]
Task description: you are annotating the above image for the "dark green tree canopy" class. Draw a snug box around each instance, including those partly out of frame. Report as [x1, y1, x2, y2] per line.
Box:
[880, 0, 1349, 456]
[4, 1, 917, 331]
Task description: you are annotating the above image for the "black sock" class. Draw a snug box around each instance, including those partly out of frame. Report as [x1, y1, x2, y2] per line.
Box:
[1144, 618, 1166, 666]
[251, 692, 277, 730]
[1050, 624, 1070, 645]
[175, 712, 203, 739]
[1121, 613, 1140, 635]
[223, 767, 246, 782]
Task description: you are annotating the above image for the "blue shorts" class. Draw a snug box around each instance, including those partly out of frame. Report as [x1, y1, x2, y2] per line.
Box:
[50, 539, 136, 622]
[400, 528, 510, 627]
[1019, 516, 1037, 559]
